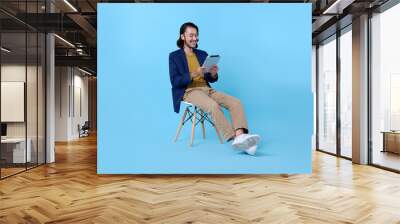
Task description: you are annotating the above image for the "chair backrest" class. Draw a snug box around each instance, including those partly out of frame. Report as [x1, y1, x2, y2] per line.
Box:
[82, 121, 90, 129]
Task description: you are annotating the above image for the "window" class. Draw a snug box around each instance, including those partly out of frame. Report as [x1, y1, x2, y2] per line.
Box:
[371, 2, 400, 171]
[317, 35, 337, 154]
[339, 27, 352, 158]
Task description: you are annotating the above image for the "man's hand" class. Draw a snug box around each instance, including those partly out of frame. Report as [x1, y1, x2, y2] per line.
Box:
[190, 66, 205, 79]
[210, 64, 218, 77]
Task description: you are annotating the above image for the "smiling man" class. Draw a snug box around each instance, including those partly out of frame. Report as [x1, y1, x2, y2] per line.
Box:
[168, 22, 260, 155]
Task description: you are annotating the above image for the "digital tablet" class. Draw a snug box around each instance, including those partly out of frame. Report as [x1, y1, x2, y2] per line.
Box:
[202, 55, 220, 72]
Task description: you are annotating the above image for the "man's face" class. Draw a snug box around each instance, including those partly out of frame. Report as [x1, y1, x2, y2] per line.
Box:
[181, 27, 198, 49]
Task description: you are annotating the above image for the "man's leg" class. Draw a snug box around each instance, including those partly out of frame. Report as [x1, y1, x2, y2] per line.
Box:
[183, 89, 235, 141]
[208, 89, 249, 136]
[208, 89, 260, 154]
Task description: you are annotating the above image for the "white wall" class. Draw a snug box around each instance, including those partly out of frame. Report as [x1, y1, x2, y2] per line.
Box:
[75, 73, 89, 135]
[1, 65, 26, 133]
[55, 66, 70, 141]
[1, 65, 42, 138]
[312, 45, 316, 150]
[1, 82, 25, 122]
[55, 67, 89, 141]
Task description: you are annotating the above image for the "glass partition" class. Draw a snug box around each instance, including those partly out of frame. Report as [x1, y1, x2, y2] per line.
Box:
[0, 1, 46, 179]
[1, 30, 28, 177]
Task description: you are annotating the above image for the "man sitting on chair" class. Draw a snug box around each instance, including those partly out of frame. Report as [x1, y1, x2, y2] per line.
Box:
[168, 22, 260, 155]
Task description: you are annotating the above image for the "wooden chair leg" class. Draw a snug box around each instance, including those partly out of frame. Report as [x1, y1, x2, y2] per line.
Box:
[201, 120, 205, 139]
[174, 108, 188, 142]
[190, 108, 197, 147]
[201, 111, 206, 139]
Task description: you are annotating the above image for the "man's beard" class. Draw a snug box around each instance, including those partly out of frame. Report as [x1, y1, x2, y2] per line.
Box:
[185, 40, 197, 48]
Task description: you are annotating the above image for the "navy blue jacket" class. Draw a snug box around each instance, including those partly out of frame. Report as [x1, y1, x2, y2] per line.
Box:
[169, 48, 218, 113]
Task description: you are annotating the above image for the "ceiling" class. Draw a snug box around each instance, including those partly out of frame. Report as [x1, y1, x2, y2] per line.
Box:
[0, 0, 392, 75]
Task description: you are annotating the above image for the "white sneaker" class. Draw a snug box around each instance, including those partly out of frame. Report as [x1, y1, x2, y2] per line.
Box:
[232, 134, 260, 150]
[234, 144, 258, 155]
[245, 144, 257, 155]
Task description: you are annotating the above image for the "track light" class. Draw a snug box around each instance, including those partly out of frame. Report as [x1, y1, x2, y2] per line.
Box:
[78, 67, 93, 76]
[322, 0, 355, 15]
[54, 34, 75, 48]
[1, 47, 11, 53]
[63, 0, 78, 12]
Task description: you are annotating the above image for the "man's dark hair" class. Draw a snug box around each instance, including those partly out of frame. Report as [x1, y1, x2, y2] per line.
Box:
[176, 22, 199, 49]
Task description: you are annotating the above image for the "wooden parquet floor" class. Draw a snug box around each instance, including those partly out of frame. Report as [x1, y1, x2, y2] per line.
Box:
[1, 134, 400, 224]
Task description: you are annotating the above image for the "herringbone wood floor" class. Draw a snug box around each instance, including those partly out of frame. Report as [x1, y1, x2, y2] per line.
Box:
[1, 134, 400, 224]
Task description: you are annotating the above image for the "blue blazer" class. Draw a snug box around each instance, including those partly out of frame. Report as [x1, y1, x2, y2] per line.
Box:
[169, 48, 218, 113]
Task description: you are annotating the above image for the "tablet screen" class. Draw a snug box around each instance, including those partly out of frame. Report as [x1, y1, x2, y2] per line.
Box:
[202, 55, 220, 71]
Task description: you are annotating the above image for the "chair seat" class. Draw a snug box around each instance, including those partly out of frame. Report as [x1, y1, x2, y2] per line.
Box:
[182, 101, 194, 107]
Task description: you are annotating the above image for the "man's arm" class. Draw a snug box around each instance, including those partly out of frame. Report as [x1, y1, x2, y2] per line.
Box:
[203, 52, 218, 83]
[169, 53, 191, 88]
[204, 64, 218, 83]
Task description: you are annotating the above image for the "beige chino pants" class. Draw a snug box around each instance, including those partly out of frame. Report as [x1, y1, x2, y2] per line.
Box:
[183, 87, 248, 141]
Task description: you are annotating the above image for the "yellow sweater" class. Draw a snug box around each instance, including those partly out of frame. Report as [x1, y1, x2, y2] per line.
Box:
[186, 52, 208, 89]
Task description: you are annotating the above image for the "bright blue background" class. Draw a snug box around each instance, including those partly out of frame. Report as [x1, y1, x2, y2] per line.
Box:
[98, 3, 312, 174]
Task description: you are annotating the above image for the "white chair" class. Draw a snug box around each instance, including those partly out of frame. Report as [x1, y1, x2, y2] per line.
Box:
[174, 101, 223, 146]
